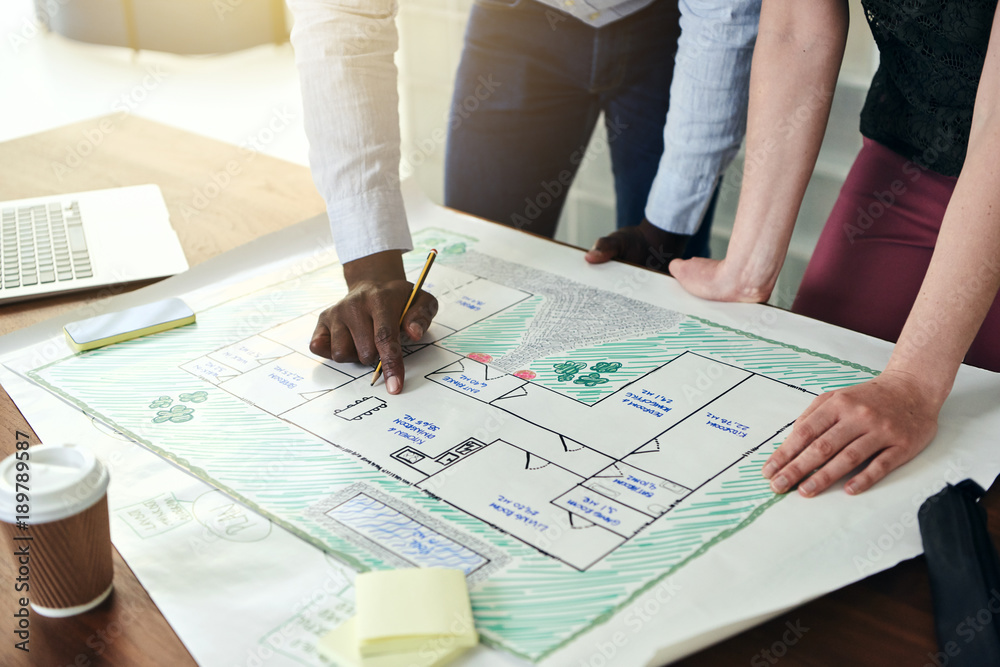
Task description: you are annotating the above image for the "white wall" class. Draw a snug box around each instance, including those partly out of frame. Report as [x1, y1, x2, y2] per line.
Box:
[3, 0, 879, 310]
[395, 0, 879, 307]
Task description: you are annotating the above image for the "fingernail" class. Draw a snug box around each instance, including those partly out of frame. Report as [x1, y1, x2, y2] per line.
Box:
[409, 323, 424, 339]
[762, 462, 777, 479]
[387, 376, 401, 394]
[845, 482, 858, 495]
[799, 478, 816, 496]
[771, 475, 789, 494]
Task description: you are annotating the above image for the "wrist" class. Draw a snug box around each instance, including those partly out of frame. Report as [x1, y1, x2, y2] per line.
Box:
[731, 255, 781, 303]
[719, 227, 786, 302]
[882, 356, 956, 409]
[638, 219, 688, 271]
[343, 250, 406, 290]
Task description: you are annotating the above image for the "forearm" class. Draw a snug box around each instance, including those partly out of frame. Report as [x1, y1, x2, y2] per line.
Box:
[887, 135, 1000, 402]
[887, 9, 1000, 401]
[644, 0, 760, 235]
[723, 0, 848, 298]
[288, 0, 412, 264]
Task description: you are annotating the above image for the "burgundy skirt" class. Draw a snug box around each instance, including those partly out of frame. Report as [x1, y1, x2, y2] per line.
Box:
[792, 138, 1000, 372]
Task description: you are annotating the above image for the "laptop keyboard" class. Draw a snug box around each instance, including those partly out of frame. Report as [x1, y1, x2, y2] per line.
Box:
[1, 200, 92, 290]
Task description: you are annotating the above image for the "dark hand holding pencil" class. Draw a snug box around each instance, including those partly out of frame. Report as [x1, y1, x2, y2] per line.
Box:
[370, 249, 438, 388]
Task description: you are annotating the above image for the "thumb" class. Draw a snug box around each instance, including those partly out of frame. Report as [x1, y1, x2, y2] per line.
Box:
[667, 257, 692, 282]
[668, 257, 717, 298]
[585, 232, 627, 264]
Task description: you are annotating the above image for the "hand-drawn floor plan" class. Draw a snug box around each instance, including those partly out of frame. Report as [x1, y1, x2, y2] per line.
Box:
[24, 229, 878, 663]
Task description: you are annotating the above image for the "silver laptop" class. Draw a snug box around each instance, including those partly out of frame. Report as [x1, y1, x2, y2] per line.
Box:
[0, 184, 189, 305]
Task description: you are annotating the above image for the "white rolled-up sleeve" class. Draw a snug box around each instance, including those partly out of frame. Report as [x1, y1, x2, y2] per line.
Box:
[645, 0, 760, 235]
[288, 0, 412, 264]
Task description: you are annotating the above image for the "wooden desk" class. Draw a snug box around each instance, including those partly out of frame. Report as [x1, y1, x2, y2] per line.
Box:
[0, 115, 325, 666]
[0, 116, 989, 666]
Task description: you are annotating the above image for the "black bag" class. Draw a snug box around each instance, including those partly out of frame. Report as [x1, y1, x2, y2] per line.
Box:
[918, 479, 1000, 666]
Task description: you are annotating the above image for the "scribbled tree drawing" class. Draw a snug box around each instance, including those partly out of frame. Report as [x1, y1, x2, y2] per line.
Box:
[149, 396, 173, 409]
[553, 361, 586, 381]
[573, 373, 609, 387]
[152, 405, 195, 424]
[180, 391, 209, 403]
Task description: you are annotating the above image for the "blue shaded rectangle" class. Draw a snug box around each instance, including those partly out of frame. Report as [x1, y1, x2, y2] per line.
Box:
[326, 494, 487, 574]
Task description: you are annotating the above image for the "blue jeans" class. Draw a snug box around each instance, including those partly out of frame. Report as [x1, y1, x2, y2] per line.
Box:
[444, 0, 716, 259]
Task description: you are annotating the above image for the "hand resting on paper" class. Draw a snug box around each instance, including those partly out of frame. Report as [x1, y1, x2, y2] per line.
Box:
[668, 256, 777, 304]
[309, 250, 438, 395]
[584, 219, 689, 274]
[761, 370, 942, 497]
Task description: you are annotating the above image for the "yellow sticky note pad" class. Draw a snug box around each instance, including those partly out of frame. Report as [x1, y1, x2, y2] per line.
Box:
[317, 617, 466, 667]
[357, 568, 478, 657]
[63, 297, 195, 352]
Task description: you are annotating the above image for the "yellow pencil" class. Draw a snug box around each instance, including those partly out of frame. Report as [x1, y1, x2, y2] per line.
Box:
[370, 249, 438, 386]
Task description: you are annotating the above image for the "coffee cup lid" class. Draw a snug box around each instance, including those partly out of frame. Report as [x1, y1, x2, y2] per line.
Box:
[0, 444, 109, 525]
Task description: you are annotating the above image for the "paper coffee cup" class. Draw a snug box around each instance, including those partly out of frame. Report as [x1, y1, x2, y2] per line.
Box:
[0, 443, 113, 617]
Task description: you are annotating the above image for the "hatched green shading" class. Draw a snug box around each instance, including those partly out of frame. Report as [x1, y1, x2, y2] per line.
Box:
[437, 295, 545, 359]
[525, 317, 877, 405]
[664, 317, 878, 391]
[404, 227, 478, 273]
[527, 331, 681, 403]
[468, 442, 789, 661]
[24, 247, 882, 663]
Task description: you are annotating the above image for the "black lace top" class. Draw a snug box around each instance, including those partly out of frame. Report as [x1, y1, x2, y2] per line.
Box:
[859, 0, 997, 177]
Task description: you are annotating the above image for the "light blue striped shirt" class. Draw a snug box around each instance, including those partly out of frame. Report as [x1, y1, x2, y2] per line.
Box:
[289, 0, 760, 263]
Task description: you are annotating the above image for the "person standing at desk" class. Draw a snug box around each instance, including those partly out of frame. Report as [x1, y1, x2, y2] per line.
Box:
[287, 0, 761, 393]
[665, 0, 1000, 496]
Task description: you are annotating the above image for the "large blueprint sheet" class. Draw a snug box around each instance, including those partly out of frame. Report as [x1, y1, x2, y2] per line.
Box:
[6, 186, 1000, 665]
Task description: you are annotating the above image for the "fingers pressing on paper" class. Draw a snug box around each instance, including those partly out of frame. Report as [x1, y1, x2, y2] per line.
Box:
[584, 220, 689, 274]
[585, 229, 633, 265]
[310, 316, 358, 364]
[310, 280, 440, 395]
[401, 291, 438, 342]
[761, 372, 941, 497]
